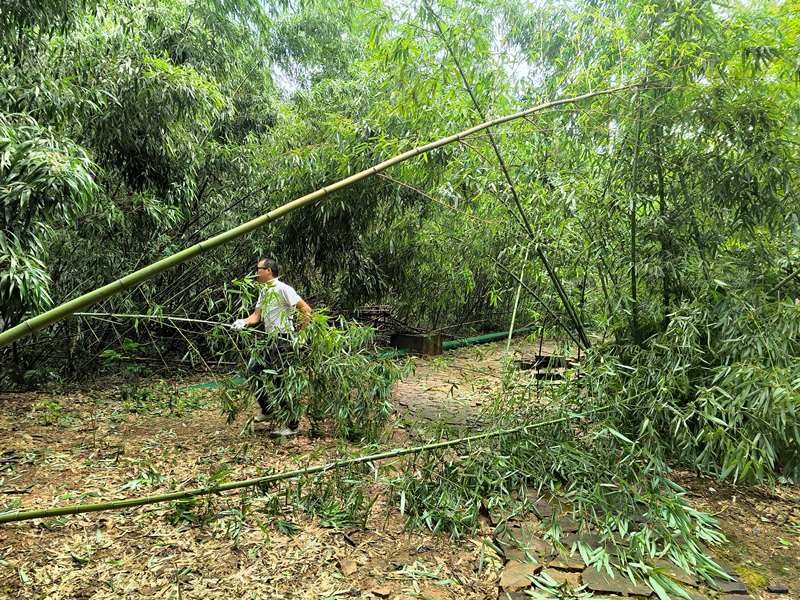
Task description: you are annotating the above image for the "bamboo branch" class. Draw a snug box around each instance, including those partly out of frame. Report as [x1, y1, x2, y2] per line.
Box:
[0, 85, 634, 349]
[770, 265, 800, 295]
[73, 312, 260, 331]
[0, 408, 609, 525]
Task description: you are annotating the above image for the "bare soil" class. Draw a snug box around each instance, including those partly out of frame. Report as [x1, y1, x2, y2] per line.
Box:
[0, 339, 798, 600]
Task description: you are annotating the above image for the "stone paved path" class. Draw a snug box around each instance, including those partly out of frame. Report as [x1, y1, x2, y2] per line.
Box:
[393, 336, 569, 429]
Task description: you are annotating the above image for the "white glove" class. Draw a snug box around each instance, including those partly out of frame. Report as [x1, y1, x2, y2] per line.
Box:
[231, 319, 247, 331]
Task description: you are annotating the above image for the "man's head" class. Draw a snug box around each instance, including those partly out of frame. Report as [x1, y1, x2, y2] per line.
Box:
[255, 258, 279, 283]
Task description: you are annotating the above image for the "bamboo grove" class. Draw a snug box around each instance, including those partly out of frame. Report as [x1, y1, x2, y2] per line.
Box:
[1, 0, 800, 587]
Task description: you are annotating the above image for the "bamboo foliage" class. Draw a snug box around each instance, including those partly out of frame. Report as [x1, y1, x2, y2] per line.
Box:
[0, 114, 95, 328]
[424, 0, 590, 349]
[0, 84, 633, 350]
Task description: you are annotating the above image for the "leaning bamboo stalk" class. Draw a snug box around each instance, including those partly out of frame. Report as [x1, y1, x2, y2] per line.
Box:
[424, 2, 592, 350]
[0, 409, 609, 524]
[0, 85, 634, 350]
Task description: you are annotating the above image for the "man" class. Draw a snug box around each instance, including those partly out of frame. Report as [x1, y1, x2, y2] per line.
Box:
[232, 258, 312, 437]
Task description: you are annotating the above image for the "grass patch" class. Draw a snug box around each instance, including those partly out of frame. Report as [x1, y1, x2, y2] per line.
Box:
[734, 564, 768, 588]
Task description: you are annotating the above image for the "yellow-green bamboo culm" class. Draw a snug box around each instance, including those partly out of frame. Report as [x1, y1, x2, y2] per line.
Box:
[0, 85, 634, 350]
[0, 409, 604, 525]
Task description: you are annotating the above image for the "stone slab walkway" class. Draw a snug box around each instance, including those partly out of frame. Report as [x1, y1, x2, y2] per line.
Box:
[491, 499, 755, 600]
[393, 336, 570, 429]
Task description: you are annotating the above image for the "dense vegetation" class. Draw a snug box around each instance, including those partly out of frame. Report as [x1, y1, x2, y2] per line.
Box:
[1, 0, 799, 585]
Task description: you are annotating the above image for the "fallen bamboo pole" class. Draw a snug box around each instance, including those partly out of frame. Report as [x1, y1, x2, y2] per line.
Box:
[0, 85, 635, 350]
[0, 408, 607, 524]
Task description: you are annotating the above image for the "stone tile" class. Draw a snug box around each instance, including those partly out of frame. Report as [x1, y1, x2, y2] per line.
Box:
[504, 547, 542, 564]
[582, 566, 653, 597]
[654, 558, 700, 587]
[610, 532, 630, 547]
[542, 568, 582, 589]
[525, 489, 540, 502]
[518, 518, 542, 532]
[556, 515, 580, 533]
[561, 532, 601, 549]
[766, 584, 789, 594]
[667, 589, 707, 600]
[713, 559, 739, 576]
[534, 500, 554, 518]
[494, 525, 552, 557]
[558, 532, 624, 557]
[546, 550, 586, 572]
[712, 576, 748, 595]
[488, 507, 514, 527]
[499, 561, 542, 591]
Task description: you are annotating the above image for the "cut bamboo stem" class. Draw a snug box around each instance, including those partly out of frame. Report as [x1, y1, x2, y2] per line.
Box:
[73, 312, 267, 334]
[0, 85, 634, 350]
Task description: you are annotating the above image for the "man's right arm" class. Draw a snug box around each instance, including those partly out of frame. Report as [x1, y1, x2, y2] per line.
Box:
[233, 308, 261, 330]
[243, 308, 262, 327]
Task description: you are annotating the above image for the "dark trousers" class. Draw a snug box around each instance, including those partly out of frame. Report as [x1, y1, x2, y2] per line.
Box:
[249, 337, 298, 430]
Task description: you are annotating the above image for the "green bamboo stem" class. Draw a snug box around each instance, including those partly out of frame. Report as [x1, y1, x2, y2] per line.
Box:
[0, 408, 608, 525]
[0, 85, 633, 350]
[770, 265, 800, 295]
[505, 245, 530, 358]
[75, 312, 222, 327]
[630, 106, 643, 344]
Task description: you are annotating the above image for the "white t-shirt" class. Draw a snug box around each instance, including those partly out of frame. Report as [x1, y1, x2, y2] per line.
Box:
[256, 279, 302, 333]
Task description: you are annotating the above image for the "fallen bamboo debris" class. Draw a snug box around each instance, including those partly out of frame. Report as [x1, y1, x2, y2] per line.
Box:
[0, 409, 605, 524]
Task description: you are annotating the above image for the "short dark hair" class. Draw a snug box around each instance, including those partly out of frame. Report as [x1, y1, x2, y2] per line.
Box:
[260, 258, 279, 277]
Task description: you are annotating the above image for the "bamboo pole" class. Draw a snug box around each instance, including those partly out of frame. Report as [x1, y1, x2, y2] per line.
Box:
[505, 245, 530, 358]
[0, 85, 634, 350]
[73, 312, 267, 334]
[630, 104, 643, 344]
[0, 409, 609, 524]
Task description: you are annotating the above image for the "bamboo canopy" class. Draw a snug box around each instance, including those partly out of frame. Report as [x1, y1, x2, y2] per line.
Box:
[0, 85, 634, 349]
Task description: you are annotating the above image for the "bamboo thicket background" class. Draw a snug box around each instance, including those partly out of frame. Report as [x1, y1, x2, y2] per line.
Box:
[1, 0, 799, 482]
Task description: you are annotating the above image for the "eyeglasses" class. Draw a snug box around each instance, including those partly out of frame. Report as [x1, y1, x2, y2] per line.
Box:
[256, 266, 270, 271]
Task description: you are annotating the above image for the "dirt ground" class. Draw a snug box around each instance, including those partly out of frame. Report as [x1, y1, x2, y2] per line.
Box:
[0, 338, 798, 600]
